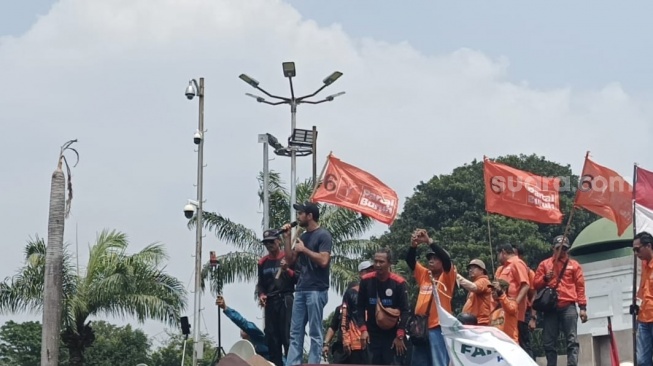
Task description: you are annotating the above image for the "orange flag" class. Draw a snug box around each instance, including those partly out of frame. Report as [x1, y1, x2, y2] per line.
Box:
[311, 155, 399, 225]
[484, 157, 563, 224]
[575, 154, 632, 235]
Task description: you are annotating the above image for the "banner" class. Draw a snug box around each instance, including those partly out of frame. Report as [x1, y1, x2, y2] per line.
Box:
[311, 155, 399, 225]
[483, 157, 563, 224]
[635, 165, 653, 234]
[433, 277, 537, 366]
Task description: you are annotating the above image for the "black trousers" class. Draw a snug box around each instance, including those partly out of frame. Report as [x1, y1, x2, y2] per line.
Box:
[368, 334, 404, 365]
[265, 294, 293, 366]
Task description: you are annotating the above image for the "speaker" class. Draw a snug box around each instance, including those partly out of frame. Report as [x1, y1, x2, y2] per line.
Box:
[180, 316, 191, 335]
[228, 339, 256, 361]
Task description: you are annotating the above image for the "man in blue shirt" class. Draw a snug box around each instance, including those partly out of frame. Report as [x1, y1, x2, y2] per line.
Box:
[281, 201, 333, 366]
[216, 296, 270, 361]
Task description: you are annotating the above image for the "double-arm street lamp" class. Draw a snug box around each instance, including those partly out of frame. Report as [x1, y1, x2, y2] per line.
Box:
[241, 62, 344, 229]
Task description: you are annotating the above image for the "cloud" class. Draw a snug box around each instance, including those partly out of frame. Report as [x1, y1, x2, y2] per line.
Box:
[1, 0, 651, 352]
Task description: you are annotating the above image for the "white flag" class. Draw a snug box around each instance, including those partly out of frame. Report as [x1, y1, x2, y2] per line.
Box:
[431, 278, 537, 366]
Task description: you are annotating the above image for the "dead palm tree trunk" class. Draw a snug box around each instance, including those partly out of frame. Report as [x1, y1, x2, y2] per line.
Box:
[41, 140, 78, 366]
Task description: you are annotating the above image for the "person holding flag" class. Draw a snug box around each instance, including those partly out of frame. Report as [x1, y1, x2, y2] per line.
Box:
[632, 232, 653, 366]
[533, 235, 588, 366]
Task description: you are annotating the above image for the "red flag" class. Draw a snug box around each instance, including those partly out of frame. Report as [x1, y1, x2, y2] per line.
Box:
[635, 166, 653, 234]
[484, 157, 563, 224]
[608, 317, 620, 366]
[311, 155, 399, 225]
[575, 155, 632, 235]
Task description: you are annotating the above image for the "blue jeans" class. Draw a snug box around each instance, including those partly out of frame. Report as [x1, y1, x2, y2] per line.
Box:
[285, 290, 328, 366]
[638, 321, 653, 366]
[410, 327, 449, 366]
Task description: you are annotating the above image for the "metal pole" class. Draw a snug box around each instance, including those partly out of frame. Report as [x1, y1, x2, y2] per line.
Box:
[263, 136, 270, 229]
[312, 126, 317, 185]
[290, 102, 297, 231]
[192, 77, 205, 366]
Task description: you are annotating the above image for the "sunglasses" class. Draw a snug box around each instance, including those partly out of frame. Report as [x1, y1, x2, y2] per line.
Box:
[634, 246, 642, 253]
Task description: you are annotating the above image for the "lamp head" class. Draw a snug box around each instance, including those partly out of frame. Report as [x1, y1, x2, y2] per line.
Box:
[323, 71, 343, 85]
[282, 62, 296, 78]
[239, 74, 260, 87]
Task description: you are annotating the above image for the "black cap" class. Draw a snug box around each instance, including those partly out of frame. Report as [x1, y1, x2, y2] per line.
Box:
[293, 201, 320, 222]
[261, 229, 279, 243]
[552, 235, 570, 248]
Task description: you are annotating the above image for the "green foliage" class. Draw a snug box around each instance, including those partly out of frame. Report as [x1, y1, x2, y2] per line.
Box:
[0, 320, 153, 366]
[150, 331, 216, 366]
[375, 154, 597, 314]
[83, 321, 151, 366]
[0, 230, 187, 366]
[191, 171, 378, 297]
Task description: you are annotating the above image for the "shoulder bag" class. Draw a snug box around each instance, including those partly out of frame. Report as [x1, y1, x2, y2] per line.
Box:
[375, 278, 401, 330]
[407, 290, 433, 345]
[532, 259, 569, 313]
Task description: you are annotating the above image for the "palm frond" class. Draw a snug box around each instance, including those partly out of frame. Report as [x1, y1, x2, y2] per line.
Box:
[191, 212, 262, 253]
[200, 251, 260, 295]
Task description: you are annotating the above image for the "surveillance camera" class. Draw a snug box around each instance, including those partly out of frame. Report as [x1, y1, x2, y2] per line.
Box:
[185, 92, 195, 100]
[184, 204, 196, 219]
[193, 131, 202, 145]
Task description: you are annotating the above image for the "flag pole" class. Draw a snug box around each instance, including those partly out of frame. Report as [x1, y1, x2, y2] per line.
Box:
[309, 151, 332, 201]
[555, 151, 590, 264]
[486, 213, 496, 277]
[632, 162, 638, 365]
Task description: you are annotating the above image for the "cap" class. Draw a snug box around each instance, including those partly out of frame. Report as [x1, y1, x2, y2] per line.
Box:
[552, 235, 570, 248]
[358, 260, 373, 272]
[293, 201, 320, 221]
[467, 259, 487, 271]
[261, 229, 280, 243]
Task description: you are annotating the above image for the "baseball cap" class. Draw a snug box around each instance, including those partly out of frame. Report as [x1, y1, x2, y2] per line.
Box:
[358, 260, 373, 272]
[261, 229, 280, 243]
[467, 259, 487, 272]
[293, 201, 320, 221]
[552, 235, 571, 248]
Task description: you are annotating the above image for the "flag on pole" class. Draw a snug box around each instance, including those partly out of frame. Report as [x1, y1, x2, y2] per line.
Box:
[635, 166, 653, 234]
[483, 157, 563, 224]
[433, 282, 537, 366]
[607, 317, 620, 366]
[575, 155, 632, 235]
[311, 154, 399, 225]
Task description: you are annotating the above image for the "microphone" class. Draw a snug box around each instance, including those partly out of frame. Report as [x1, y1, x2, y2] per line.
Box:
[274, 221, 297, 236]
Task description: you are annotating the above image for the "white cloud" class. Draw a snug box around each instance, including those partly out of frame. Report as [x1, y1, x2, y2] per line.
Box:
[0, 0, 651, 354]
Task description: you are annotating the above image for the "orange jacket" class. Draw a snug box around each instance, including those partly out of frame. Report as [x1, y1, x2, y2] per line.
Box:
[489, 293, 518, 343]
[496, 256, 531, 321]
[462, 275, 492, 325]
[638, 260, 653, 322]
[533, 256, 587, 309]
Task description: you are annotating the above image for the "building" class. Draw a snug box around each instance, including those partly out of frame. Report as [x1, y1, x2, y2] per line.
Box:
[568, 218, 636, 366]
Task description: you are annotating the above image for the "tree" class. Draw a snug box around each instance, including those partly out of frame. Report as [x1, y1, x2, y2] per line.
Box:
[42, 139, 78, 366]
[0, 230, 187, 366]
[375, 154, 597, 312]
[191, 171, 379, 296]
[0, 320, 65, 365]
[150, 331, 216, 366]
[83, 321, 150, 366]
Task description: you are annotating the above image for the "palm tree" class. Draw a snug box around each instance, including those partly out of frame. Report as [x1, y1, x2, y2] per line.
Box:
[192, 171, 378, 296]
[41, 139, 78, 366]
[0, 229, 187, 366]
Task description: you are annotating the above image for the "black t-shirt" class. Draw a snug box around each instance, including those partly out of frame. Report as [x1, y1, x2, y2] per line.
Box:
[257, 252, 296, 297]
[296, 227, 333, 291]
[356, 272, 410, 338]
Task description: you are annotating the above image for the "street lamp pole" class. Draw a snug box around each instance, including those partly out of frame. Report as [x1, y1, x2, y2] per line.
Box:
[258, 134, 271, 229]
[240, 63, 344, 233]
[185, 77, 205, 366]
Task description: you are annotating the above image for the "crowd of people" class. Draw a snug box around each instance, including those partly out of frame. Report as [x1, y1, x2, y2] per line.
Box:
[214, 200, 653, 366]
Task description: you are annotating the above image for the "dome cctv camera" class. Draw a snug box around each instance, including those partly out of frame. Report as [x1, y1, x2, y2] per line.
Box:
[193, 131, 202, 145]
[185, 82, 196, 100]
[184, 203, 196, 219]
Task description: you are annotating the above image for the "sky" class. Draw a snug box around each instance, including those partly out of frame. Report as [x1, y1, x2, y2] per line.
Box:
[1, 0, 652, 358]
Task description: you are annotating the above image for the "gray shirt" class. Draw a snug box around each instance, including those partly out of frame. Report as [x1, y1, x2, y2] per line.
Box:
[296, 227, 333, 291]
